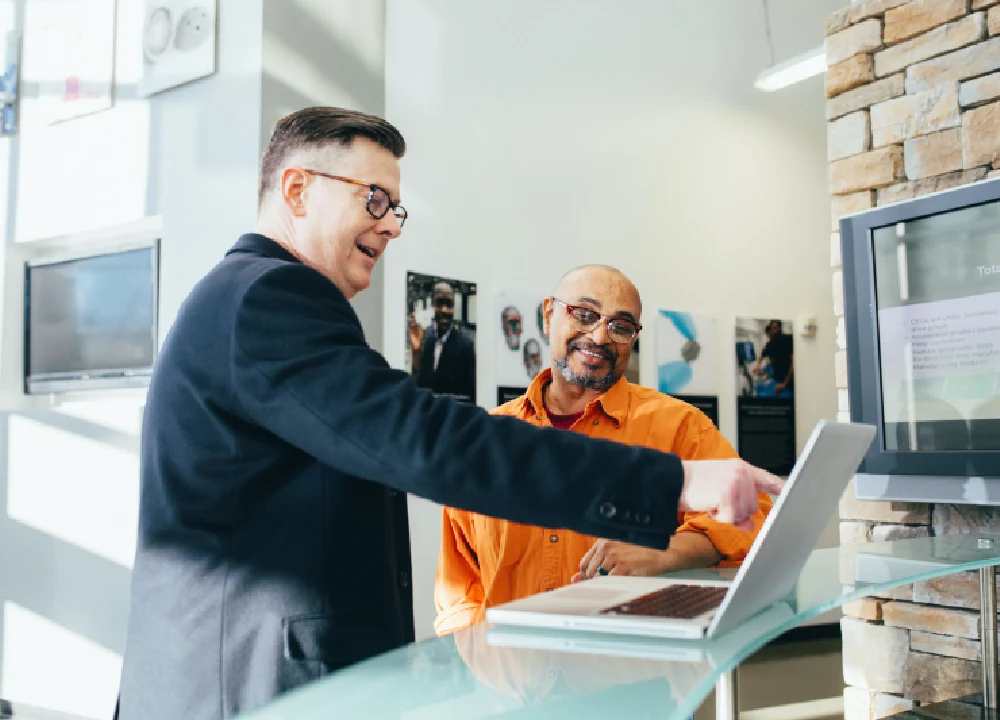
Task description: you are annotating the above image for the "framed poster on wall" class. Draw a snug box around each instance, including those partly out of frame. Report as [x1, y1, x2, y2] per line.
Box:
[23, 0, 115, 125]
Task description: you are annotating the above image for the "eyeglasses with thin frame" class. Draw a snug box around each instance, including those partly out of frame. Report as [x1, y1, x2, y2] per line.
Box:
[302, 169, 407, 228]
[551, 298, 641, 344]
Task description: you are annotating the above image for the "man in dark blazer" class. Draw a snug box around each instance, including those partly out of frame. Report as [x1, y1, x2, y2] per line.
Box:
[116, 107, 782, 720]
[411, 281, 476, 403]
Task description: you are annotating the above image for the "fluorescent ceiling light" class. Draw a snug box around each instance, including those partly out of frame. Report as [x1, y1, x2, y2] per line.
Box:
[754, 45, 827, 92]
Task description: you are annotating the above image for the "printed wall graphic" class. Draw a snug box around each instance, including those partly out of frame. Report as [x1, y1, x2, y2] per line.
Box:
[0, 31, 20, 136]
[735, 317, 796, 476]
[140, 0, 218, 97]
[406, 272, 477, 404]
[656, 310, 719, 427]
[23, 0, 115, 125]
[496, 289, 550, 407]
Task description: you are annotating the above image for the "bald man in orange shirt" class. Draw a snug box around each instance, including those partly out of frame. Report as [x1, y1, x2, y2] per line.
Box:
[434, 265, 773, 636]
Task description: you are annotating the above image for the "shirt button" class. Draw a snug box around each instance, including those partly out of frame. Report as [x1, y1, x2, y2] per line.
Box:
[536, 415, 541, 421]
[593, 419, 599, 426]
[399, 571, 410, 589]
[599, 502, 617, 519]
[638, 512, 651, 525]
[549, 534, 558, 543]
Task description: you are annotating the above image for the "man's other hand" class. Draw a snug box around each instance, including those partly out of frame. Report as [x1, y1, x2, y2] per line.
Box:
[679, 459, 784, 532]
[572, 539, 668, 583]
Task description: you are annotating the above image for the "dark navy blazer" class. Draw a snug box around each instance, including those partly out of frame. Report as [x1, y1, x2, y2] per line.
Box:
[117, 233, 685, 720]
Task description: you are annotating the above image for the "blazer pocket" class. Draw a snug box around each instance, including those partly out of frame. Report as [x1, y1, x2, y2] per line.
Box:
[283, 614, 332, 663]
[282, 614, 393, 669]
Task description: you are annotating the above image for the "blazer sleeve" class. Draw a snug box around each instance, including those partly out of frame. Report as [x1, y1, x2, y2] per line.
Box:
[434, 507, 484, 637]
[231, 264, 684, 547]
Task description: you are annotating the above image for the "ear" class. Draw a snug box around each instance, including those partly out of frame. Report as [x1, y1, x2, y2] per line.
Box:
[280, 167, 309, 218]
[542, 297, 555, 335]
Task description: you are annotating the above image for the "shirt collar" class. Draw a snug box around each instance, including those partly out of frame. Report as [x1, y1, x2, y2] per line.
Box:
[522, 368, 630, 425]
[226, 233, 301, 264]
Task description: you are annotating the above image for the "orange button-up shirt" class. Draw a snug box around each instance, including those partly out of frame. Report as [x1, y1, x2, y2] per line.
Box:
[434, 369, 773, 637]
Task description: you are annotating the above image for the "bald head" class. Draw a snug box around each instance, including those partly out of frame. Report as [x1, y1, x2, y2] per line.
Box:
[554, 265, 642, 318]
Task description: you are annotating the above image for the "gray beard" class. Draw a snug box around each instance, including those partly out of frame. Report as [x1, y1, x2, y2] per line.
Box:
[553, 355, 619, 392]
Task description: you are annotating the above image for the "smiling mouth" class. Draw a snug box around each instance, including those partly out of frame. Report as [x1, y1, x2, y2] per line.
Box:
[356, 242, 378, 259]
[575, 347, 607, 362]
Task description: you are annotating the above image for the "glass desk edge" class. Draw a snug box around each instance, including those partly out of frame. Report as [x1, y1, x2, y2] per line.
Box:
[239, 533, 1000, 720]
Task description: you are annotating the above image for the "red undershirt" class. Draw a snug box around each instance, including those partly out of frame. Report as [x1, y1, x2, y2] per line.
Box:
[546, 409, 583, 430]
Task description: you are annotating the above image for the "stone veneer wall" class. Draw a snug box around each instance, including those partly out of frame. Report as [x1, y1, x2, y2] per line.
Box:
[826, 1, 1000, 718]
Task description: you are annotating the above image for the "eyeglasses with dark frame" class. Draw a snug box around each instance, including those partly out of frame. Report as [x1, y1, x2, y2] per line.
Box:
[551, 298, 641, 344]
[302, 169, 408, 228]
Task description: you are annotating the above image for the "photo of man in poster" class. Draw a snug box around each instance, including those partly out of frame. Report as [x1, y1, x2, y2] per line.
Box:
[735, 319, 793, 399]
[407, 273, 477, 404]
[735, 317, 795, 476]
[756, 320, 793, 397]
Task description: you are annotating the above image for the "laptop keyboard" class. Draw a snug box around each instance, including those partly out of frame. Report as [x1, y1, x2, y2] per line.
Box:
[599, 584, 728, 619]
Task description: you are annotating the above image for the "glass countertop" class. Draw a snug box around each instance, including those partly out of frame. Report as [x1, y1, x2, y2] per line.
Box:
[240, 534, 1000, 720]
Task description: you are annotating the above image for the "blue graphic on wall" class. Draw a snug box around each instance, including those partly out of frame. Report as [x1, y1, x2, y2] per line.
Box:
[655, 310, 717, 397]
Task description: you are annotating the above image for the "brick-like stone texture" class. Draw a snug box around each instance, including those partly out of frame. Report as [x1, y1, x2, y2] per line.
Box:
[833, 269, 844, 315]
[830, 146, 905, 194]
[842, 617, 910, 694]
[904, 651, 980, 703]
[910, 630, 981, 661]
[832, 232, 842, 268]
[877, 167, 989, 205]
[871, 524, 931, 542]
[835, 349, 848, 388]
[885, 0, 969, 46]
[837, 315, 847, 349]
[882, 602, 979, 639]
[991, 6, 1000, 36]
[828, 19, 884, 67]
[874, 584, 914, 601]
[828, 73, 906, 120]
[845, 597, 884, 621]
[827, 7, 852, 36]
[963, 100, 1000, 166]
[841, 520, 873, 545]
[934, 504, 1000, 535]
[870, 82, 960, 147]
[975, 0, 1000, 10]
[831, 190, 876, 231]
[906, 35, 1000, 93]
[959, 70, 1000, 106]
[829, 54, 877, 98]
[840, 479, 931, 523]
[876, 14, 986, 78]
[829, 111, 872, 161]
[904, 127, 964, 179]
[850, 0, 912, 24]
[913, 571, 985, 610]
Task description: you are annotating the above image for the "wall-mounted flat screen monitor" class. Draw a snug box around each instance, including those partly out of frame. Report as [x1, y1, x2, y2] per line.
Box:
[24, 240, 159, 394]
[841, 178, 1000, 505]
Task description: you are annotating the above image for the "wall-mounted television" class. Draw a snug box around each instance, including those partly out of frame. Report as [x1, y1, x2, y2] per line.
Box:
[23, 239, 160, 394]
[841, 177, 1000, 505]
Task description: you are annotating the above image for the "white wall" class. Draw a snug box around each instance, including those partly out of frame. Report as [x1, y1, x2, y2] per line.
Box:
[0, 1, 264, 716]
[261, 0, 388, 349]
[385, 0, 845, 640]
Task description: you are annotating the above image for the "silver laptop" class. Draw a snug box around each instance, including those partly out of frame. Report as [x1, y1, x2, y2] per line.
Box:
[485, 420, 876, 640]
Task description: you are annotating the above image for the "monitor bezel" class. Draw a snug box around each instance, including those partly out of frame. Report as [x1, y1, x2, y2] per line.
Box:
[841, 176, 1000, 479]
[23, 237, 161, 394]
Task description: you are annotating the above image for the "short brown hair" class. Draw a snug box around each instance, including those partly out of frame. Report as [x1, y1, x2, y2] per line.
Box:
[258, 107, 406, 206]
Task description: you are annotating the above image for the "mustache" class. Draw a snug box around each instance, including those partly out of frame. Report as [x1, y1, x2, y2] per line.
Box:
[568, 339, 616, 361]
